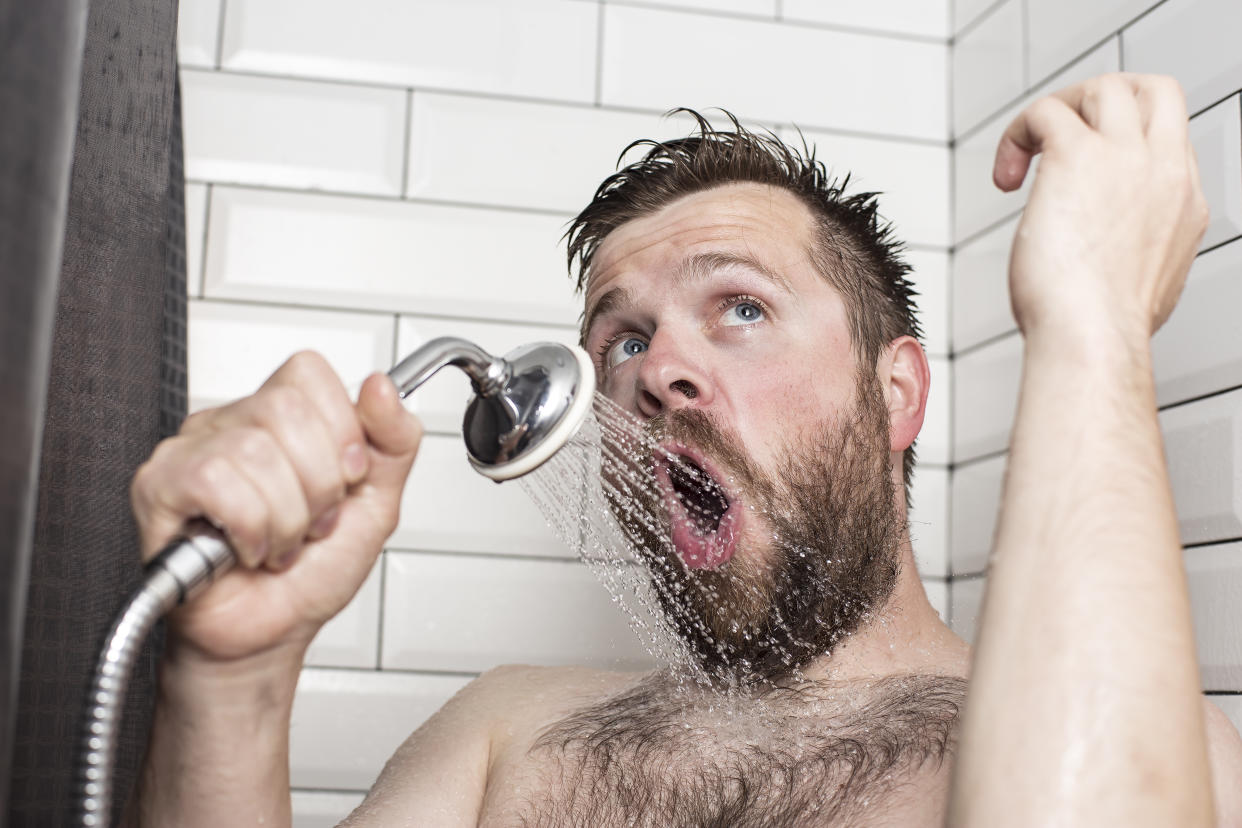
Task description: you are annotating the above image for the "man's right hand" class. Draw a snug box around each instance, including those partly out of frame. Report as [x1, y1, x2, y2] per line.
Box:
[131, 351, 423, 667]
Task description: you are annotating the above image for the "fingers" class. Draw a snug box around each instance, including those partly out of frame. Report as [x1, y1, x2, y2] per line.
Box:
[993, 96, 1087, 191]
[353, 373, 424, 492]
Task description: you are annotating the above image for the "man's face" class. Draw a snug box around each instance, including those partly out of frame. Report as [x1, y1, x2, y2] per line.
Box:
[581, 182, 904, 683]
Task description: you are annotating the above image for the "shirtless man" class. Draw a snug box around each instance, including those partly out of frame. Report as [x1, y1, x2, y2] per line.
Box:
[125, 74, 1242, 826]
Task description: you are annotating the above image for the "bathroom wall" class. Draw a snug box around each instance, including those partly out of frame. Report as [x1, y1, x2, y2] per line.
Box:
[949, 0, 1242, 737]
[175, 1, 950, 822]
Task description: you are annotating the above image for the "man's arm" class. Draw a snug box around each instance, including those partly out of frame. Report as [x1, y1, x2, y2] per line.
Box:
[948, 74, 1217, 825]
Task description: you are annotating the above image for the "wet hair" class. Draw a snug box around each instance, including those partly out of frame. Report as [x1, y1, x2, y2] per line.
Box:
[565, 109, 923, 495]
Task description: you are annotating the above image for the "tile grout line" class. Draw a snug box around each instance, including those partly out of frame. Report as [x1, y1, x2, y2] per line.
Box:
[594, 1, 605, 106]
[213, 0, 228, 69]
[400, 89, 413, 198]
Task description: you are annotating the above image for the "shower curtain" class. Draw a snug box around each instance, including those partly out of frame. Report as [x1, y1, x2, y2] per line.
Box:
[0, 0, 186, 824]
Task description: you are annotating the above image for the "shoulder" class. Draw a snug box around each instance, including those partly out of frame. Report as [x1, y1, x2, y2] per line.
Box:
[463, 663, 647, 725]
[1203, 696, 1242, 828]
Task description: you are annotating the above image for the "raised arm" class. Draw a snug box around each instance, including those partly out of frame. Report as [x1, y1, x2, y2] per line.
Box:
[948, 74, 1217, 825]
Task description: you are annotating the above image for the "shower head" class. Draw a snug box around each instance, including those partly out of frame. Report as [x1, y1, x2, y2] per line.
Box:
[387, 336, 595, 482]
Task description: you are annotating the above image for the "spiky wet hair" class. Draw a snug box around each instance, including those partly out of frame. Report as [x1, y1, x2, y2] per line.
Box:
[564, 109, 924, 495]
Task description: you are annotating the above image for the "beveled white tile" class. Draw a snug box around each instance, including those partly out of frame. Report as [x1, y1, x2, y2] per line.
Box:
[952, 0, 1024, 137]
[923, 578, 950, 621]
[181, 70, 407, 196]
[922, 356, 952, 466]
[954, 39, 1119, 243]
[910, 467, 949, 578]
[382, 552, 655, 673]
[907, 249, 950, 357]
[601, 5, 947, 140]
[954, 0, 999, 34]
[186, 300, 394, 412]
[176, 0, 220, 68]
[1153, 240, 1242, 407]
[952, 215, 1017, 352]
[393, 434, 568, 557]
[949, 575, 985, 643]
[304, 561, 382, 669]
[784, 0, 950, 38]
[184, 183, 208, 297]
[1189, 95, 1242, 252]
[1160, 390, 1242, 547]
[221, 0, 598, 104]
[611, 0, 777, 16]
[1123, 0, 1242, 116]
[291, 790, 366, 828]
[395, 316, 578, 435]
[1184, 542, 1242, 691]
[787, 128, 951, 248]
[289, 668, 471, 790]
[953, 332, 1022, 462]
[1026, 0, 1155, 85]
[204, 187, 580, 326]
[950, 453, 1006, 576]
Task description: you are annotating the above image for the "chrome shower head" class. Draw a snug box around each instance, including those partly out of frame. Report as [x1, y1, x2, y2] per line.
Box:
[388, 336, 595, 481]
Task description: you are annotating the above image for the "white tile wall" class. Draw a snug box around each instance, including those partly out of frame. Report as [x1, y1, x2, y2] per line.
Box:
[1123, 0, 1242, 115]
[953, 332, 1022, 462]
[923, 578, 950, 621]
[952, 0, 1024, 137]
[922, 356, 952, 466]
[953, 0, 1001, 34]
[952, 215, 1017, 352]
[950, 453, 1006, 576]
[289, 668, 472, 790]
[601, 5, 948, 140]
[292, 790, 366, 828]
[1152, 240, 1242, 407]
[1025, 0, 1155, 85]
[910, 467, 949, 577]
[203, 186, 580, 326]
[610, 0, 777, 18]
[184, 183, 208, 296]
[1185, 543, 1242, 691]
[783, 0, 951, 39]
[788, 128, 952, 249]
[1189, 94, 1242, 252]
[908, 250, 950, 357]
[221, 0, 599, 103]
[1161, 390, 1242, 547]
[181, 70, 407, 196]
[305, 562, 382, 669]
[949, 575, 985, 642]
[186, 300, 394, 412]
[381, 552, 656, 672]
[1213, 694, 1242, 742]
[176, 0, 220, 68]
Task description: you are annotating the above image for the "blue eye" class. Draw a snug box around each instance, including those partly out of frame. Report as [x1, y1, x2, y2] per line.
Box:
[607, 337, 647, 368]
[722, 301, 764, 327]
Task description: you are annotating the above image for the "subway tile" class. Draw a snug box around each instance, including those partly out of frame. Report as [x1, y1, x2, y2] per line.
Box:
[304, 561, 382, 669]
[1026, 0, 1154, 85]
[953, 0, 999, 34]
[407, 95, 708, 213]
[610, 0, 777, 16]
[910, 467, 949, 578]
[783, 0, 950, 38]
[1123, 0, 1242, 116]
[291, 790, 365, 828]
[952, 215, 1018, 352]
[1160, 390, 1242, 547]
[952, 0, 1024, 137]
[922, 356, 952, 466]
[381, 552, 655, 673]
[1185, 542, 1242, 691]
[908, 249, 950, 357]
[181, 70, 406, 196]
[184, 183, 208, 297]
[395, 316, 578, 436]
[949, 575, 985, 643]
[601, 5, 947, 141]
[1189, 95, 1242, 252]
[950, 453, 1006, 576]
[953, 332, 1022, 462]
[221, 0, 597, 104]
[790, 128, 951, 248]
[186, 300, 394, 412]
[203, 187, 580, 326]
[923, 578, 950, 621]
[176, 0, 220, 68]
[1152, 240, 1242, 407]
[289, 668, 471, 790]
[954, 39, 1119, 243]
[392, 434, 568, 558]
[1213, 695, 1242, 740]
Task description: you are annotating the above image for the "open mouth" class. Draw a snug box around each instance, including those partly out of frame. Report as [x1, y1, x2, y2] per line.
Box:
[657, 447, 740, 570]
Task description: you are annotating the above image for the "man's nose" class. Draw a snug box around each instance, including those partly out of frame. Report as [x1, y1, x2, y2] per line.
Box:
[634, 329, 714, 418]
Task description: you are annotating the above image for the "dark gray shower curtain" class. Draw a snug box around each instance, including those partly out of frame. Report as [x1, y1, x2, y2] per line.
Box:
[0, 0, 186, 824]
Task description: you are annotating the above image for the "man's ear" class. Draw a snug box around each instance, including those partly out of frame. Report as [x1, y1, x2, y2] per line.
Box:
[877, 336, 929, 453]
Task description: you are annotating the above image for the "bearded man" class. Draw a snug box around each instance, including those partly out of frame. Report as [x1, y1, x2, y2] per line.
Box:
[124, 74, 1242, 827]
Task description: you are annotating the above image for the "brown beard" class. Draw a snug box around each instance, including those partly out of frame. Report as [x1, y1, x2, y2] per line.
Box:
[605, 371, 904, 687]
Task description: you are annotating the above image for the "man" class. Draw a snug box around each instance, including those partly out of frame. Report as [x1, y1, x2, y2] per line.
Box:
[125, 74, 1242, 826]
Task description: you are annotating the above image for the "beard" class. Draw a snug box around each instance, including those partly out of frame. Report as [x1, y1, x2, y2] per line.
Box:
[603, 371, 905, 687]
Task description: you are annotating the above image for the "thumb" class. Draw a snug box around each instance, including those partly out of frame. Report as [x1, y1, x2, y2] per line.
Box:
[356, 372, 423, 473]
